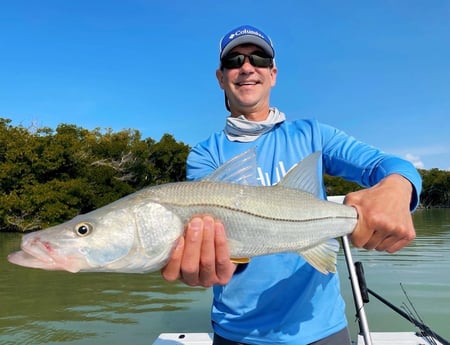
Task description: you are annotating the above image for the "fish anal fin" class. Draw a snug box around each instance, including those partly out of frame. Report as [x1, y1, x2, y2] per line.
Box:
[230, 258, 251, 264]
[299, 238, 339, 274]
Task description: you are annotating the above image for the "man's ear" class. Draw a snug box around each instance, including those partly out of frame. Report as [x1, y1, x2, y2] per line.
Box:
[270, 66, 278, 87]
[216, 69, 225, 90]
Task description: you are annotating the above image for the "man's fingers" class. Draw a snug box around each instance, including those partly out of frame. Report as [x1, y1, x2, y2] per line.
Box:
[161, 237, 184, 282]
[199, 216, 218, 287]
[347, 203, 370, 248]
[180, 217, 204, 285]
[214, 220, 236, 284]
[161, 215, 236, 287]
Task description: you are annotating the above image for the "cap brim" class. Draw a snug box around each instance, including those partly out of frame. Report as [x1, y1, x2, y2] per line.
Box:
[220, 36, 274, 59]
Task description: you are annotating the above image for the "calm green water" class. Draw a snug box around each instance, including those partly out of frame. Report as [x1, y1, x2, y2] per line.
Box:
[1, 209, 449, 344]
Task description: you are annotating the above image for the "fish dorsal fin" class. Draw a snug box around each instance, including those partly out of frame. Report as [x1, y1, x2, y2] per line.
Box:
[204, 148, 258, 186]
[277, 151, 322, 197]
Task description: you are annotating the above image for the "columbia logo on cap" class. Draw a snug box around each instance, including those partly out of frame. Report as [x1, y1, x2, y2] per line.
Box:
[229, 27, 265, 40]
[219, 25, 275, 59]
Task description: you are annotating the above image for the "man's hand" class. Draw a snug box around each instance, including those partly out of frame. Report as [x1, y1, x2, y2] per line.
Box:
[345, 174, 416, 253]
[161, 215, 237, 287]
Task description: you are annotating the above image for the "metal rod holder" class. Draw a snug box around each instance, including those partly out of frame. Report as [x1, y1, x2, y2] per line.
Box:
[342, 235, 373, 345]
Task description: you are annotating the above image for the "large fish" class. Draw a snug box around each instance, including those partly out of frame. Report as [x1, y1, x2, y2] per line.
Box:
[8, 149, 357, 275]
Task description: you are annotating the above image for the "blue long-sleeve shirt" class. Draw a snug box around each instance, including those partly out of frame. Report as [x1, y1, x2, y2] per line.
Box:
[187, 118, 422, 345]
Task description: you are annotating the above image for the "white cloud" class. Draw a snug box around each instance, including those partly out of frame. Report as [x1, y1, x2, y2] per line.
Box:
[405, 153, 424, 169]
[386, 145, 450, 169]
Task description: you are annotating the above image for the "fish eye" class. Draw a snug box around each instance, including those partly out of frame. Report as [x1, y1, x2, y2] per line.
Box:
[75, 222, 93, 237]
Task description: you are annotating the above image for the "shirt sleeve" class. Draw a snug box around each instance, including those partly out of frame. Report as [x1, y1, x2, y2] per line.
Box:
[186, 142, 219, 182]
[319, 123, 422, 210]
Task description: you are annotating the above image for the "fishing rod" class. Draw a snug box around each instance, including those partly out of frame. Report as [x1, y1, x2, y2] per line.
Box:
[335, 196, 447, 345]
[353, 261, 450, 345]
[366, 286, 450, 345]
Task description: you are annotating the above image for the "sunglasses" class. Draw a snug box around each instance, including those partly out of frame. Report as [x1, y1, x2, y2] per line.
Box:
[221, 52, 273, 69]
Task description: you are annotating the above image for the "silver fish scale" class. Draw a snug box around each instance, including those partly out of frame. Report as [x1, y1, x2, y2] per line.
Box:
[140, 181, 357, 258]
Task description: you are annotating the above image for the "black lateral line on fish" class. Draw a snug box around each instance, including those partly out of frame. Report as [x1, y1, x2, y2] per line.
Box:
[174, 203, 354, 223]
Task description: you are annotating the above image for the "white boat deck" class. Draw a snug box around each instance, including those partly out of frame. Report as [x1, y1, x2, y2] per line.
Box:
[358, 332, 443, 344]
[152, 333, 212, 345]
[152, 332, 443, 345]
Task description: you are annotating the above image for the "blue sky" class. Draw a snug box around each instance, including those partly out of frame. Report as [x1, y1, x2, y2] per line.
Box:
[1, 0, 449, 170]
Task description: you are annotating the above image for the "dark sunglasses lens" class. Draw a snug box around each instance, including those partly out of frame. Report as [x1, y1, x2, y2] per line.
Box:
[249, 54, 273, 68]
[221, 53, 273, 69]
[222, 55, 245, 69]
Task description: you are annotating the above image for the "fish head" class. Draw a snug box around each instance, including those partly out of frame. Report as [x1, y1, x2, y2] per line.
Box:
[8, 207, 138, 273]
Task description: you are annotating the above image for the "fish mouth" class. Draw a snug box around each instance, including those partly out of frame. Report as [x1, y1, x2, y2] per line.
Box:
[7, 237, 81, 273]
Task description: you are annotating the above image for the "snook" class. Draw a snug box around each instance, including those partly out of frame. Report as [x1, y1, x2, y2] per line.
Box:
[8, 150, 357, 275]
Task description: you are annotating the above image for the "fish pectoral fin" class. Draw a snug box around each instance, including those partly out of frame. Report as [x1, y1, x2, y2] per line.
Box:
[300, 238, 340, 275]
[230, 257, 251, 264]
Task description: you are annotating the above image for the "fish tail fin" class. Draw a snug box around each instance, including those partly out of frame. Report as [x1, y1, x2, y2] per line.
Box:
[300, 238, 339, 274]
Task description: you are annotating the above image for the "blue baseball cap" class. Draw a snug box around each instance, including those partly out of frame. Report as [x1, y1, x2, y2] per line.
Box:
[219, 25, 275, 59]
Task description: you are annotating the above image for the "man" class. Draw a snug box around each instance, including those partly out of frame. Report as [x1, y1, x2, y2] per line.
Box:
[162, 25, 422, 345]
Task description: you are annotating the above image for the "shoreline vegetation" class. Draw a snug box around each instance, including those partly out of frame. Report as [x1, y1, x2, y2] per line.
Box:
[1, 118, 448, 232]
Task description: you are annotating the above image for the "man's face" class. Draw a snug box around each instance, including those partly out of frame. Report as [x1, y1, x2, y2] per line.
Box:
[216, 44, 277, 117]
